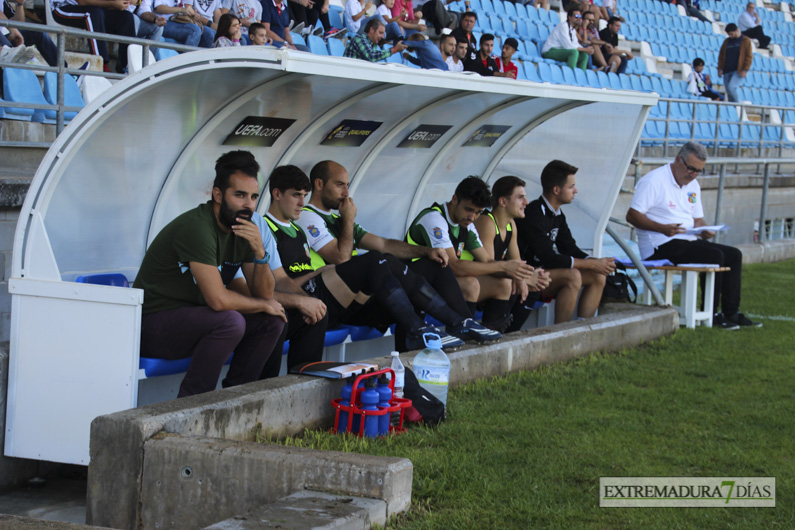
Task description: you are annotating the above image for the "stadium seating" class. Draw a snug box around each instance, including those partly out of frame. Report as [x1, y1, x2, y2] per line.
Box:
[2, 68, 55, 123]
[42, 72, 85, 122]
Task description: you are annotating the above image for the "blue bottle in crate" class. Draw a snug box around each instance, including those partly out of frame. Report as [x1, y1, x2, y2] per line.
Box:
[376, 375, 392, 436]
[337, 377, 354, 433]
[412, 333, 451, 408]
[361, 377, 380, 438]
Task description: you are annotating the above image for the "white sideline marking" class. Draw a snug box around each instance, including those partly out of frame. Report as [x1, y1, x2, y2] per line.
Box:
[747, 313, 795, 322]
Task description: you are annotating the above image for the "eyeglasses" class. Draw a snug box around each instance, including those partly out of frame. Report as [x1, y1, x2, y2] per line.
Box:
[680, 158, 703, 174]
[573, 14, 582, 18]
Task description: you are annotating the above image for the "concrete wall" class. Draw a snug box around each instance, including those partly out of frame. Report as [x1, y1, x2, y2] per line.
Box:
[86, 305, 679, 530]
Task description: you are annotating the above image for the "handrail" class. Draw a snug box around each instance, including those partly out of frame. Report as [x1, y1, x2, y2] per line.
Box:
[0, 18, 199, 134]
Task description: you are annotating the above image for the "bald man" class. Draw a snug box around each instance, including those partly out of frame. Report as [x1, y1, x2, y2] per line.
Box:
[293, 160, 501, 348]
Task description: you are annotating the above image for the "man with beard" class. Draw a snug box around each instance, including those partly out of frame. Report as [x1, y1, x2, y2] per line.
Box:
[134, 150, 286, 397]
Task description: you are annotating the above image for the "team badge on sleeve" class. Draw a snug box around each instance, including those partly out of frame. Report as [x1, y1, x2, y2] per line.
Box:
[457, 242, 465, 257]
[308, 225, 320, 237]
[687, 192, 697, 204]
[303, 243, 311, 258]
[433, 227, 443, 239]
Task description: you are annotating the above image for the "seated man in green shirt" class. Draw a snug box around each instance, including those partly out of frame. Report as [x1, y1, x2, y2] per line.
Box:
[134, 150, 286, 398]
[406, 176, 538, 331]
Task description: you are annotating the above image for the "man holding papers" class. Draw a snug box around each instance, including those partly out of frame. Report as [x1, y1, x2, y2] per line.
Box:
[626, 142, 761, 329]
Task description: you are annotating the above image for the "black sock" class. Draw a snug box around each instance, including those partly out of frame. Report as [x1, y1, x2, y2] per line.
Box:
[482, 298, 511, 329]
[506, 293, 538, 333]
[376, 281, 426, 333]
[467, 301, 478, 318]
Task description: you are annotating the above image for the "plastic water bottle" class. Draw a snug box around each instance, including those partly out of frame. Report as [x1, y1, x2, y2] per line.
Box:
[337, 377, 353, 433]
[351, 377, 366, 433]
[376, 375, 392, 436]
[360, 377, 380, 438]
[390, 351, 405, 426]
[412, 333, 451, 407]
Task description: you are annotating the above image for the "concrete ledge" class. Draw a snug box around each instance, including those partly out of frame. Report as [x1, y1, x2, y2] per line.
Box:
[736, 239, 795, 264]
[204, 491, 386, 530]
[138, 436, 407, 529]
[87, 304, 679, 529]
[0, 513, 101, 529]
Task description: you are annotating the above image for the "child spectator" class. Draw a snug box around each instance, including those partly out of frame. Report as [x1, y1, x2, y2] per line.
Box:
[214, 12, 241, 46]
[686, 57, 723, 101]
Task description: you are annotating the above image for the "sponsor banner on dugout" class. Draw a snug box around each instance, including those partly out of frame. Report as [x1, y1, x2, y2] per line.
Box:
[599, 477, 775, 507]
[321, 119, 382, 146]
[398, 125, 452, 148]
[223, 117, 296, 147]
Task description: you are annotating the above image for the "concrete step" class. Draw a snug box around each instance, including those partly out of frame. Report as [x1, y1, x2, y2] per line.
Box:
[203, 491, 387, 530]
[0, 513, 101, 529]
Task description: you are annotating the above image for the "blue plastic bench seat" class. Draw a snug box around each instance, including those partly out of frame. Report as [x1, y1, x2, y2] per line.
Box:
[341, 324, 385, 342]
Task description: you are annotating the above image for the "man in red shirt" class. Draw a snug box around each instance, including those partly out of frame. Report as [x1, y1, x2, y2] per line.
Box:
[495, 37, 519, 79]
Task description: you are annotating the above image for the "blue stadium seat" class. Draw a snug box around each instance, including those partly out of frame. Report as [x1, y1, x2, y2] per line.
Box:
[630, 75, 644, 92]
[607, 72, 621, 90]
[503, 1, 518, 20]
[535, 6, 549, 24]
[42, 72, 84, 122]
[548, 64, 565, 84]
[574, 67, 588, 87]
[596, 70, 611, 89]
[619, 74, 632, 90]
[523, 61, 541, 82]
[307, 35, 328, 55]
[325, 327, 351, 346]
[153, 47, 179, 61]
[538, 62, 553, 82]
[327, 38, 345, 56]
[548, 10, 559, 25]
[329, 5, 344, 29]
[524, 5, 540, 22]
[291, 32, 307, 47]
[561, 65, 577, 85]
[75, 273, 129, 287]
[640, 75, 653, 92]
[2, 67, 55, 124]
[585, 69, 601, 89]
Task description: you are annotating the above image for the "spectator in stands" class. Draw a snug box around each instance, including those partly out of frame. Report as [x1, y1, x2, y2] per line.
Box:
[599, 15, 633, 74]
[1, 0, 59, 67]
[474, 176, 551, 332]
[52, 0, 137, 73]
[263, 166, 494, 353]
[187, 0, 222, 32]
[451, 10, 476, 59]
[390, 0, 426, 37]
[515, 160, 615, 324]
[687, 57, 723, 100]
[133, 150, 286, 398]
[439, 32, 455, 62]
[421, 0, 469, 36]
[494, 37, 518, 79]
[297, 161, 501, 347]
[344, 18, 406, 61]
[601, 0, 616, 20]
[738, 1, 770, 49]
[626, 142, 761, 330]
[154, 0, 215, 48]
[221, 0, 261, 41]
[464, 32, 498, 76]
[248, 21, 273, 44]
[679, 0, 710, 24]
[213, 12, 241, 45]
[345, 0, 401, 41]
[578, 10, 610, 71]
[718, 23, 752, 102]
[407, 176, 540, 332]
[129, 0, 166, 42]
[287, 0, 323, 39]
[446, 36, 467, 72]
[260, 0, 309, 50]
[542, 6, 591, 72]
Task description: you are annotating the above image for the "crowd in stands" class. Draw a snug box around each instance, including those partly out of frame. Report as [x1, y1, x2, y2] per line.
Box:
[2, 0, 795, 136]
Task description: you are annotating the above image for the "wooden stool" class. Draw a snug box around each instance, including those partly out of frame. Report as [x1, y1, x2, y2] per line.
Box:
[636, 265, 731, 329]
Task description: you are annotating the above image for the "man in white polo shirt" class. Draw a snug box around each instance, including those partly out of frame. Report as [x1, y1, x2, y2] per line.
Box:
[626, 142, 760, 330]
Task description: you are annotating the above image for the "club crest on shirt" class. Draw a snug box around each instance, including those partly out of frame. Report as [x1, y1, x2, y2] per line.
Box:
[308, 225, 320, 237]
[433, 227, 443, 239]
[687, 192, 697, 204]
[457, 242, 465, 257]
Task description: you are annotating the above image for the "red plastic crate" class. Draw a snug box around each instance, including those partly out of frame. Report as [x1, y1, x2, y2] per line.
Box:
[331, 368, 412, 437]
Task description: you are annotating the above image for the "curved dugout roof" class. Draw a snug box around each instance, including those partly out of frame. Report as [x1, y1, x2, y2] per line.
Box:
[12, 48, 656, 281]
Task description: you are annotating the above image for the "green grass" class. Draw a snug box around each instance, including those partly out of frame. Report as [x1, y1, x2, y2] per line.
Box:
[264, 259, 795, 529]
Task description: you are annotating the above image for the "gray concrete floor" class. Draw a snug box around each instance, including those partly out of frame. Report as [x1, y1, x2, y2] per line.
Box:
[0, 477, 86, 525]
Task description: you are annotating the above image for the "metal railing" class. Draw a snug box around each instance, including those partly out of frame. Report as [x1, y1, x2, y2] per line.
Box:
[639, 96, 795, 163]
[0, 18, 197, 137]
